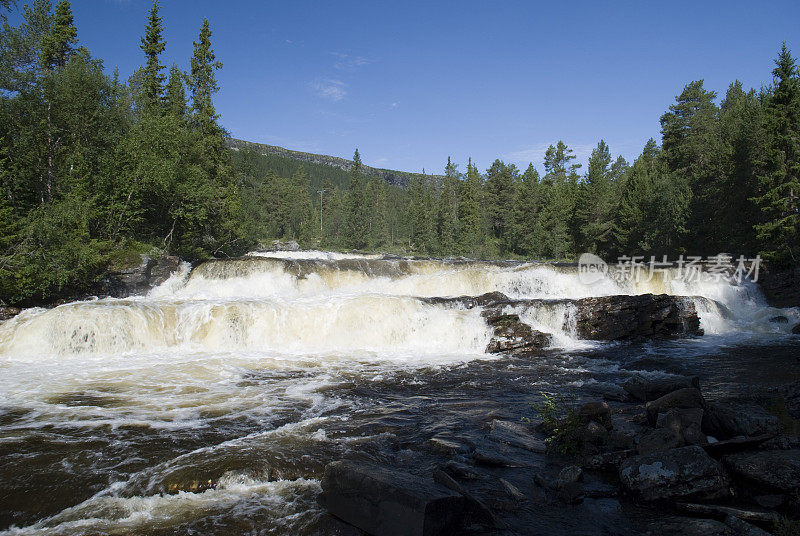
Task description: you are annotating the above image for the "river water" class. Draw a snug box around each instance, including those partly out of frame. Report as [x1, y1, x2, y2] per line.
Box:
[0, 251, 798, 535]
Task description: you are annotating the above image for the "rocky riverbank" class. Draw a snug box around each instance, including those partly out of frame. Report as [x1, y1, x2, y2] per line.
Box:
[318, 373, 800, 536]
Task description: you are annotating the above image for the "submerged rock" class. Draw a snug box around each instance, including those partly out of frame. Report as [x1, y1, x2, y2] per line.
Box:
[320, 460, 468, 536]
[0, 306, 21, 322]
[619, 445, 729, 502]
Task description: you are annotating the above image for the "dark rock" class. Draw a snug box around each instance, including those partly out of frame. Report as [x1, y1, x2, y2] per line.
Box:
[484, 313, 552, 356]
[723, 516, 773, 536]
[578, 401, 611, 429]
[320, 460, 468, 536]
[585, 382, 630, 402]
[582, 420, 608, 445]
[645, 517, 735, 536]
[769, 315, 789, 324]
[701, 434, 773, 455]
[637, 428, 684, 455]
[583, 449, 636, 471]
[441, 461, 480, 481]
[556, 481, 585, 504]
[657, 408, 707, 445]
[270, 239, 300, 251]
[703, 402, 780, 440]
[0, 306, 21, 322]
[432, 470, 496, 527]
[556, 465, 583, 487]
[498, 478, 526, 501]
[427, 436, 470, 456]
[472, 445, 530, 467]
[487, 419, 546, 453]
[623, 374, 701, 402]
[676, 503, 780, 525]
[752, 494, 786, 508]
[793, 323, 800, 335]
[610, 415, 646, 450]
[316, 514, 367, 536]
[105, 254, 182, 298]
[570, 294, 703, 340]
[724, 449, 800, 493]
[619, 445, 729, 502]
[784, 380, 800, 419]
[646, 388, 705, 425]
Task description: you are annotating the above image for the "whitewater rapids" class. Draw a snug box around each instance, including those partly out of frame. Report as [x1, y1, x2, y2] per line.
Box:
[0, 250, 797, 535]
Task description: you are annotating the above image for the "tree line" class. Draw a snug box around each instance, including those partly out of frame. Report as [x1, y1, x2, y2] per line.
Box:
[0, 0, 798, 306]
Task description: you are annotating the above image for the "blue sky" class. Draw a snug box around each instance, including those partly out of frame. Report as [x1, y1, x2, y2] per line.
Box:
[63, 0, 799, 174]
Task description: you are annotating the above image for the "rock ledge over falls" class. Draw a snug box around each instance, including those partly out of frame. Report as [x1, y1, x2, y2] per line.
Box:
[427, 292, 703, 356]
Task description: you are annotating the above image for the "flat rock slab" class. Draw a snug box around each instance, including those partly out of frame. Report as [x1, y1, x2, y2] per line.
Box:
[321, 460, 468, 536]
[724, 449, 800, 493]
[619, 445, 729, 502]
[676, 502, 780, 524]
[702, 402, 780, 440]
[487, 419, 546, 453]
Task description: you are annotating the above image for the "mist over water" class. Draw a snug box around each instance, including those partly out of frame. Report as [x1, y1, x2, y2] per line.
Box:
[0, 251, 797, 535]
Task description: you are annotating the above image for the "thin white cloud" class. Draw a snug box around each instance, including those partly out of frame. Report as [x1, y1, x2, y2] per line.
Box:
[504, 142, 595, 167]
[311, 78, 347, 102]
[329, 52, 371, 70]
[390, 102, 399, 109]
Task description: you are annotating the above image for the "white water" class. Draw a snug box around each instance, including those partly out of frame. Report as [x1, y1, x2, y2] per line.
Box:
[0, 250, 797, 535]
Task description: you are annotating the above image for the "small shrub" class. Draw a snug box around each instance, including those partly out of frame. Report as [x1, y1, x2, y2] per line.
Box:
[530, 392, 585, 458]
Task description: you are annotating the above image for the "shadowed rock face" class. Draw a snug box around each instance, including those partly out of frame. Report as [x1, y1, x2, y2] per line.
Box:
[103, 254, 181, 298]
[570, 294, 703, 340]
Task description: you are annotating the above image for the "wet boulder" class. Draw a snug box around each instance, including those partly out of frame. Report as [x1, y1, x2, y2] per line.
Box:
[637, 428, 684, 455]
[724, 449, 800, 493]
[623, 374, 701, 402]
[578, 401, 611, 429]
[104, 254, 182, 298]
[320, 460, 468, 536]
[793, 323, 800, 335]
[702, 402, 779, 440]
[769, 315, 789, 324]
[619, 445, 729, 502]
[487, 419, 546, 453]
[657, 408, 706, 445]
[646, 388, 705, 425]
[483, 313, 552, 356]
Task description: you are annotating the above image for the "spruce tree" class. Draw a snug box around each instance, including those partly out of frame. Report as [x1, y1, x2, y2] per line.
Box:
[510, 163, 540, 256]
[345, 148, 368, 249]
[139, 0, 165, 110]
[39, 0, 75, 70]
[753, 43, 800, 263]
[458, 158, 485, 256]
[576, 140, 615, 256]
[189, 18, 222, 136]
[164, 64, 186, 119]
[436, 157, 459, 254]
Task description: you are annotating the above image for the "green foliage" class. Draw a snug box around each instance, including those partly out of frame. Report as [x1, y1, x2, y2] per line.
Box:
[530, 392, 585, 458]
[139, 0, 165, 110]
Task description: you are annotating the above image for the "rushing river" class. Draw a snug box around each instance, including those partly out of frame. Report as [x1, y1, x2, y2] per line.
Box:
[0, 251, 798, 535]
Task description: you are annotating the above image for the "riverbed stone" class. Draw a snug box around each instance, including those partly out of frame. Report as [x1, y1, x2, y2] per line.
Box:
[793, 323, 800, 334]
[320, 460, 468, 536]
[619, 445, 729, 502]
[637, 428, 684, 455]
[645, 517, 736, 536]
[646, 388, 705, 425]
[702, 401, 780, 440]
[487, 419, 546, 453]
[724, 449, 800, 493]
[623, 374, 701, 402]
[578, 401, 611, 429]
[657, 408, 707, 445]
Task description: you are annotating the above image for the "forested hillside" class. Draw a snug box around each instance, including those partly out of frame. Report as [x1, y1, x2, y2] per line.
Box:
[1, 0, 798, 306]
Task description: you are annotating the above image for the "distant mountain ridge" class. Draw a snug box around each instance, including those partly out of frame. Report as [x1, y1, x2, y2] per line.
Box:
[228, 138, 439, 188]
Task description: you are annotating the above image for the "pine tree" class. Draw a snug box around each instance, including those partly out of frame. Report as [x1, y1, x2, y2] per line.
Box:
[753, 43, 800, 264]
[39, 0, 75, 70]
[484, 159, 518, 252]
[139, 0, 165, 110]
[660, 80, 721, 254]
